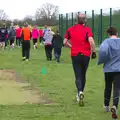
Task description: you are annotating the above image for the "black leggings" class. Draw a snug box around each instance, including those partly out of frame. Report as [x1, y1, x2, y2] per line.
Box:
[22, 40, 30, 59]
[45, 45, 53, 60]
[104, 72, 120, 108]
[72, 53, 90, 93]
[33, 39, 38, 45]
[16, 37, 21, 46]
[10, 39, 15, 45]
[54, 47, 62, 60]
[5, 39, 8, 47]
[39, 37, 43, 43]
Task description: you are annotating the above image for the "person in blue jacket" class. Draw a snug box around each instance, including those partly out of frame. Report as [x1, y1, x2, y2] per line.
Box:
[98, 26, 120, 119]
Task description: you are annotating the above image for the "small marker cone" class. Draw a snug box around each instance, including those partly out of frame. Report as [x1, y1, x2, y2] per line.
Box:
[42, 67, 46, 74]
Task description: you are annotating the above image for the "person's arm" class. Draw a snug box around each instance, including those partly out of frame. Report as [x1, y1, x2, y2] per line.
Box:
[64, 38, 72, 48]
[30, 31, 32, 39]
[60, 36, 64, 47]
[43, 32, 46, 41]
[20, 29, 22, 37]
[37, 30, 39, 37]
[63, 29, 72, 48]
[5, 29, 8, 36]
[21, 30, 24, 40]
[88, 37, 96, 52]
[8, 29, 11, 38]
[52, 35, 55, 44]
[87, 28, 96, 52]
[98, 41, 109, 65]
[87, 27, 96, 59]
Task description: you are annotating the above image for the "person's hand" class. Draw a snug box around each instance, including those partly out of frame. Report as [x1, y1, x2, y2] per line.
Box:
[91, 52, 97, 59]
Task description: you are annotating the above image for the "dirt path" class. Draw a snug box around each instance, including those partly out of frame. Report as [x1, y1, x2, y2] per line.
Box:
[0, 70, 55, 105]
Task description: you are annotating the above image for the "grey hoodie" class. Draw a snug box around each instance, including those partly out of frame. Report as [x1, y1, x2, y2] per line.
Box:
[8, 27, 16, 40]
[98, 38, 120, 72]
[43, 30, 53, 45]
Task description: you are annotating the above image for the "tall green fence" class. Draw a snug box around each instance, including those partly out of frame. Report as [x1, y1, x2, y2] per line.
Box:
[59, 8, 120, 46]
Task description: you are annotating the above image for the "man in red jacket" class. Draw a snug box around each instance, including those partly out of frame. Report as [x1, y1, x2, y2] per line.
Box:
[64, 13, 96, 106]
[16, 26, 22, 47]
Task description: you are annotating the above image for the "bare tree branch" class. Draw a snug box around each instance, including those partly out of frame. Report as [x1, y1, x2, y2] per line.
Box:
[35, 3, 59, 20]
[0, 10, 8, 20]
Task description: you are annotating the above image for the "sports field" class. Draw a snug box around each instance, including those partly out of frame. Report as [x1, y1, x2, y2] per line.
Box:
[0, 46, 119, 120]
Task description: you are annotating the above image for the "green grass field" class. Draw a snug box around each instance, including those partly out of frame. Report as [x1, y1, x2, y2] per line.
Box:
[0, 46, 119, 120]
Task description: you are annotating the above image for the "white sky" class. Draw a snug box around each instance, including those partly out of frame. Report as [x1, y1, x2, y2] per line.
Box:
[0, 0, 120, 20]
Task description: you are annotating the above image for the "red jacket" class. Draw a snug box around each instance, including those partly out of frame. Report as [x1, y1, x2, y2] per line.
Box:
[64, 24, 93, 57]
[39, 29, 43, 37]
[16, 27, 22, 38]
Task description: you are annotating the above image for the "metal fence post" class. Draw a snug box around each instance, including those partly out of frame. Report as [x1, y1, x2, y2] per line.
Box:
[61, 14, 63, 37]
[72, 12, 74, 26]
[85, 11, 87, 25]
[110, 8, 112, 27]
[98, 14, 100, 45]
[100, 9, 103, 44]
[59, 14, 61, 33]
[66, 13, 68, 31]
[92, 10, 94, 37]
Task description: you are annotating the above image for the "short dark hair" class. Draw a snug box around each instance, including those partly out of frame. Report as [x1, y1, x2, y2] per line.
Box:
[107, 26, 117, 36]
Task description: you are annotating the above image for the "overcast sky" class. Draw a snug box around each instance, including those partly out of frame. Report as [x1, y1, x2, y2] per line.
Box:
[0, 0, 120, 20]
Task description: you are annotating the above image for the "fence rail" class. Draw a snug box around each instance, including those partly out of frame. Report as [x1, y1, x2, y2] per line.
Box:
[59, 8, 120, 46]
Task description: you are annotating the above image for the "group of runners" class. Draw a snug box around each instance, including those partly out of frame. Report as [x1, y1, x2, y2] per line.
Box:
[0, 23, 44, 49]
[0, 23, 63, 62]
[64, 13, 120, 119]
[0, 13, 120, 119]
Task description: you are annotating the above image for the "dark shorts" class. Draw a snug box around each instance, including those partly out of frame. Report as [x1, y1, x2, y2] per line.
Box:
[33, 39, 38, 45]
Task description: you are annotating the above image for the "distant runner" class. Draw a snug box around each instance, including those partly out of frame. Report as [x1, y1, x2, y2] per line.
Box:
[9, 26, 16, 49]
[52, 30, 63, 63]
[39, 28, 43, 46]
[0, 24, 8, 50]
[43, 28, 53, 61]
[16, 26, 22, 47]
[21, 23, 31, 61]
[32, 25, 39, 49]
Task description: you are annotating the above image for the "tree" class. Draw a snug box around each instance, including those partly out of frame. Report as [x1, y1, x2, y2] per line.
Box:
[35, 3, 59, 25]
[23, 15, 34, 25]
[13, 19, 20, 25]
[0, 10, 8, 20]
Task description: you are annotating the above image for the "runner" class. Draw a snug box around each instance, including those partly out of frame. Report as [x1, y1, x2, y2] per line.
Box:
[32, 25, 39, 49]
[21, 22, 31, 61]
[43, 28, 53, 61]
[52, 30, 63, 63]
[5, 27, 9, 48]
[8, 26, 16, 49]
[0, 24, 8, 50]
[64, 13, 96, 106]
[39, 28, 43, 46]
[98, 26, 120, 119]
[16, 26, 22, 47]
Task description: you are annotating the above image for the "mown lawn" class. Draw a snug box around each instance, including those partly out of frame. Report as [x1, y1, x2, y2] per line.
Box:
[0, 46, 119, 120]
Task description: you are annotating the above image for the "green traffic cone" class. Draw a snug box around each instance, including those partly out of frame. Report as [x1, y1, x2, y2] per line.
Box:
[42, 67, 46, 74]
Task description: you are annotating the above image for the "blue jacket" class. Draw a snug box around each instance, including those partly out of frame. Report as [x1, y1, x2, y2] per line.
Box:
[98, 38, 120, 72]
